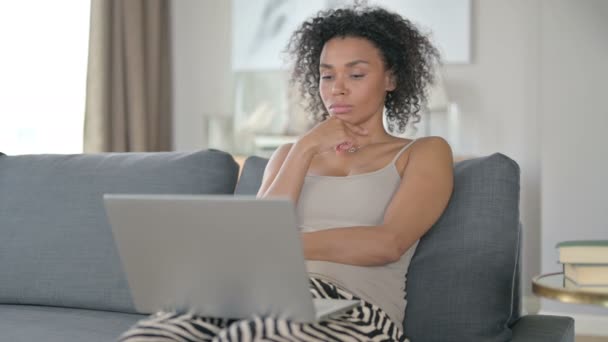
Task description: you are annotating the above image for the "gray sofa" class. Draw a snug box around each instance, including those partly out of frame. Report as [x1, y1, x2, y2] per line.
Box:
[0, 149, 573, 341]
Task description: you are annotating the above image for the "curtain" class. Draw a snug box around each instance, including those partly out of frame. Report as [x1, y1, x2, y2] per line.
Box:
[84, 0, 172, 152]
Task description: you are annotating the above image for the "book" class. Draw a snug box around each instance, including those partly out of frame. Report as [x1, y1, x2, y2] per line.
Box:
[564, 277, 608, 293]
[556, 240, 608, 264]
[563, 263, 608, 286]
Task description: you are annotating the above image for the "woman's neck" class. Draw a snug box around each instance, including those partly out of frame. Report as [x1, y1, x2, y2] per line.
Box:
[355, 114, 394, 146]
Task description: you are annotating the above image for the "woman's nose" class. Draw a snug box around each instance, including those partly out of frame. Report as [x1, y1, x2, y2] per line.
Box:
[331, 77, 347, 95]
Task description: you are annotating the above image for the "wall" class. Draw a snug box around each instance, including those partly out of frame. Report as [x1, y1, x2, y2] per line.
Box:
[171, 0, 232, 151]
[539, 0, 608, 320]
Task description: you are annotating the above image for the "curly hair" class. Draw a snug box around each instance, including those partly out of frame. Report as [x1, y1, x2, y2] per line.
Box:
[286, 4, 440, 133]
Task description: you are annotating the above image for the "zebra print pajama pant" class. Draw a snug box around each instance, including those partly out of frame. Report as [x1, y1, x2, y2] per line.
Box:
[119, 277, 408, 342]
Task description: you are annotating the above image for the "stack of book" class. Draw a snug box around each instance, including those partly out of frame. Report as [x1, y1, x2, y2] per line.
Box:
[557, 240, 608, 293]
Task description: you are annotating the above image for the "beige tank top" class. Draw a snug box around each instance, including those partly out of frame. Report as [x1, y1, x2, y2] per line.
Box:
[296, 139, 419, 325]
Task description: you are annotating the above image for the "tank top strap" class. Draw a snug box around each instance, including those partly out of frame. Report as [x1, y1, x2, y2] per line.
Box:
[390, 139, 418, 164]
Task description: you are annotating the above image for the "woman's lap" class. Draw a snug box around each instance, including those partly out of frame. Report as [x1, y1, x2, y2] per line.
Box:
[119, 277, 408, 342]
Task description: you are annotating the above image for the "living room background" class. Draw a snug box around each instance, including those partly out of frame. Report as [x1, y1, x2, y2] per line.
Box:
[171, 0, 608, 335]
[0, 0, 606, 338]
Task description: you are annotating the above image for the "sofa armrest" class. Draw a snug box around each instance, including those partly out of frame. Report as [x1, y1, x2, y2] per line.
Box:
[510, 315, 574, 342]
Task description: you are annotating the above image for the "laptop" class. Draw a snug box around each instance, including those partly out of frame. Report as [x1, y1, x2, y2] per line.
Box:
[103, 194, 360, 322]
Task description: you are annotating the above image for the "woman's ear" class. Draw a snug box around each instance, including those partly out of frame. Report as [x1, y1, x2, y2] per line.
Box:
[385, 71, 397, 91]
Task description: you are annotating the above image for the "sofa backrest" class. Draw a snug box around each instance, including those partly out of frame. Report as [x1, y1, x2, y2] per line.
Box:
[234, 156, 267, 195]
[235, 153, 522, 342]
[404, 153, 521, 342]
[0, 150, 238, 313]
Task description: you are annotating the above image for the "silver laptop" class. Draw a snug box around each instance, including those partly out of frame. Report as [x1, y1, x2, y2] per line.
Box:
[103, 194, 359, 322]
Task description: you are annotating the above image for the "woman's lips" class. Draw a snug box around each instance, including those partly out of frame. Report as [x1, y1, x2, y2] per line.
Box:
[329, 105, 353, 114]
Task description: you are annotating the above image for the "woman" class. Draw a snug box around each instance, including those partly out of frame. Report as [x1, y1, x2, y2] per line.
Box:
[121, 4, 453, 342]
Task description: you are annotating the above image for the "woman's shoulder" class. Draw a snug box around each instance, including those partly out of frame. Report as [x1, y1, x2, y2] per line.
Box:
[392, 136, 452, 175]
[274, 142, 295, 156]
[391, 135, 449, 148]
[409, 136, 452, 153]
[265, 143, 294, 167]
[405, 136, 454, 166]
[384, 136, 449, 157]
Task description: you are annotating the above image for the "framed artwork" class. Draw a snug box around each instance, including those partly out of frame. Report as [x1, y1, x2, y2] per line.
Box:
[232, 0, 472, 71]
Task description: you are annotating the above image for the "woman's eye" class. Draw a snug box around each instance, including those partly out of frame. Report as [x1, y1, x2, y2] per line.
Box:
[320, 75, 334, 80]
[351, 74, 365, 79]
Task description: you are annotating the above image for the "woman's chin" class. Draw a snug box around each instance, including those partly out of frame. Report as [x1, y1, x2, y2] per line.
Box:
[332, 113, 355, 121]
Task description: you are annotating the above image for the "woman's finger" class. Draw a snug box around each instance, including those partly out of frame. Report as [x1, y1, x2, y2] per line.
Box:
[335, 142, 352, 155]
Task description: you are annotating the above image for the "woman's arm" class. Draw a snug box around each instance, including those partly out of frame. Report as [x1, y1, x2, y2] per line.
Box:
[302, 137, 454, 266]
[257, 117, 368, 203]
[256, 140, 316, 204]
[302, 226, 398, 266]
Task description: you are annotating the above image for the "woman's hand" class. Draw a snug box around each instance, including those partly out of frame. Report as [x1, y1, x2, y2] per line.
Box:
[298, 116, 368, 155]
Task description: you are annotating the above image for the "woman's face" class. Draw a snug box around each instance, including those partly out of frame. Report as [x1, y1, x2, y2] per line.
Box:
[319, 36, 395, 124]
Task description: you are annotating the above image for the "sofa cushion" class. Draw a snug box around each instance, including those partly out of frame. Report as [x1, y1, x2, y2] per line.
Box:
[0, 304, 144, 342]
[404, 153, 520, 342]
[0, 150, 238, 313]
[511, 315, 575, 342]
[236, 153, 521, 341]
[234, 156, 268, 195]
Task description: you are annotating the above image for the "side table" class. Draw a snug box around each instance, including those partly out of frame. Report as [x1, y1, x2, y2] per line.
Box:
[532, 272, 608, 307]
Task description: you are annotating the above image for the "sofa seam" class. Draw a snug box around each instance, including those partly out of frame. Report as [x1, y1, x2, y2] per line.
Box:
[506, 221, 521, 330]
